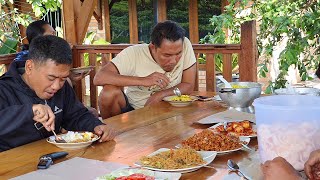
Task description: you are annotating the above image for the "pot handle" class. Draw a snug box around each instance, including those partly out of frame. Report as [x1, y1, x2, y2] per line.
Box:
[219, 89, 236, 93]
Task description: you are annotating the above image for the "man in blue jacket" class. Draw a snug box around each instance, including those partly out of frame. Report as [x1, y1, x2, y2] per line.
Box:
[0, 35, 116, 152]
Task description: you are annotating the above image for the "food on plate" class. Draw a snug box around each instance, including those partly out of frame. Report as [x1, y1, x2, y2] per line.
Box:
[139, 148, 205, 169]
[181, 129, 242, 151]
[213, 120, 256, 136]
[60, 131, 95, 143]
[99, 173, 155, 180]
[169, 95, 192, 101]
[231, 84, 249, 89]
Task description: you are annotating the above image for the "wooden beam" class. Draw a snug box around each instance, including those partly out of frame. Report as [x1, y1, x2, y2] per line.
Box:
[76, 0, 98, 44]
[239, 20, 257, 82]
[222, 54, 232, 82]
[188, 0, 199, 43]
[128, 0, 138, 44]
[93, 0, 103, 30]
[62, 0, 77, 44]
[104, 0, 111, 42]
[157, 0, 167, 22]
[206, 54, 216, 92]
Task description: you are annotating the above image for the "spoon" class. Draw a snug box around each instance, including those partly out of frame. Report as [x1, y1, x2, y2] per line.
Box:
[241, 142, 254, 151]
[52, 130, 67, 143]
[217, 76, 232, 88]
[227, 159, 251, 180]
[173, 87, 182, 97]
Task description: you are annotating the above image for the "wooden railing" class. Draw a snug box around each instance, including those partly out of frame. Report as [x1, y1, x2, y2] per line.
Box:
[0, 21, 257, 110]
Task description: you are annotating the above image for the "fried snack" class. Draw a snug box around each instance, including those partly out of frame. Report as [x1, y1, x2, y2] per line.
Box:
[213, 120, 257, 137]
[140, 148, 205, 169]
[170, 95, 192, 101]
[181, 129, 242, 151]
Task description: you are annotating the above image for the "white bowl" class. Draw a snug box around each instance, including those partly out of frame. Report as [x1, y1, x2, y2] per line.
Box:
[47, 134, 100, 150]
[163, 95, 197, 107]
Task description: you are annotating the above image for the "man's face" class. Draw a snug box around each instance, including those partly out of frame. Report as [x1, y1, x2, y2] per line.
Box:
[24, 60, 70, 99]
[150, 39, 183, 72]
[43, 24, 56, 36]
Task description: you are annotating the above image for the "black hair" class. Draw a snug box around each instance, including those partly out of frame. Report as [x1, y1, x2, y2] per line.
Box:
[150, 20, 185, 48]
[22, 20, 50, 50]
[29, 35, 72, 65]
[316, 64, 320, 78]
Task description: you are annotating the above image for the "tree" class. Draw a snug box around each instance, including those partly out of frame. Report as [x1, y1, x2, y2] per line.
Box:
[202, 0, 320, 93]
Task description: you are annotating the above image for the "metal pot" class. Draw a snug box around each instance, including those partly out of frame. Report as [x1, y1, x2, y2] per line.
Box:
[217, 82, 262, 113]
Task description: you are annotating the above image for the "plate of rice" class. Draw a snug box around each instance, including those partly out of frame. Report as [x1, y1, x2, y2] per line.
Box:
[134, 147, 217, 173]
[163, 95, 198, 107]
[47, 131, 100, 149]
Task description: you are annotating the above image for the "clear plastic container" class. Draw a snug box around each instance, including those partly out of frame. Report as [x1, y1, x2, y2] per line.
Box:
[253, 95, 320, 170]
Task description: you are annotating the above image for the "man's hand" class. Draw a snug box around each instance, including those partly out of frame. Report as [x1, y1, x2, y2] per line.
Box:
[32, 104, 55, 131]
[94, 124, 117, 142]
[143, 72, 170, 89]
[144, 92, 164, 106]
[305, 150, 320, 179]
[261, 157, 301, 180]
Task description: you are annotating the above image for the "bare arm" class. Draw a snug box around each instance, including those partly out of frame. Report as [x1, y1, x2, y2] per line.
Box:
[145, 63, 196, 106]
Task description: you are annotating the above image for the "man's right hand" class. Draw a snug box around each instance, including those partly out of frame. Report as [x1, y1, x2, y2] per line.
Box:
[32, 104, 55, 131]
[305, 150, 320, 179]
[143, 72, 170, 89]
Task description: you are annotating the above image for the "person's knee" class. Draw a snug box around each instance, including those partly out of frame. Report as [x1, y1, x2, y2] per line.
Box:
[99, 85, 123, 106]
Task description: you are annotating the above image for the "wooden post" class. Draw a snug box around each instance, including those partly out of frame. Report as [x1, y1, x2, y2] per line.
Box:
[223, 54, 232, 82]
[239, 20, 257, 82]
[157, 0, 167, 22]
[104, 0, 111, 42]
[206, 54, 216, 92]
[62, 0, 78, 44]
[72, 48, 83, 101]
[128, 0, 138, 44]
[188, 0, 199, 43]
[89, 54, 98, 109]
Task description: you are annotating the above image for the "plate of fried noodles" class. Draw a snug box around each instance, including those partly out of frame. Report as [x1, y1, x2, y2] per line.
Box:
[163, 95, 198, 107]
[134, 147, 217, 173]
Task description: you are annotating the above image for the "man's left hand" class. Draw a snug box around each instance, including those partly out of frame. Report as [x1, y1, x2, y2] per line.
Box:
[144, 92, 164, 106]
[261, 157, 302, 180]
[94, 124, 117, 142]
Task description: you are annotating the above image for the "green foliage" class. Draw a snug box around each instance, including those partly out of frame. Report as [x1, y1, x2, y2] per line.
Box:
[203, 0, 320, 93]
[26, 0, 62, 17]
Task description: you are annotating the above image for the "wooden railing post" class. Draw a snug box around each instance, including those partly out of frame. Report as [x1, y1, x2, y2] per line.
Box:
[72, 47, 83, 102]
[239, 20, 257, 82]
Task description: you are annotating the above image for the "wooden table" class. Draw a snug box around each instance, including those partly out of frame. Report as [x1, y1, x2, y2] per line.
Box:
[0, 92, 258, 179]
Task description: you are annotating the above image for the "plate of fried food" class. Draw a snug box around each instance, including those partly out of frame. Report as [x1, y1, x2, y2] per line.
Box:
[176, 129, 250, 154]
[134, 147, 217, 174]
[163, 95, 198, 107]
[96, 167, 181, 180]
[47, 131, 100, 149]
[70, 66, 94, 75]
[209, 120, 257, 138]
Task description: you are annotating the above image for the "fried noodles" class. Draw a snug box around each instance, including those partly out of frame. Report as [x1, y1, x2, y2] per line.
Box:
[140, 148, 205, 169]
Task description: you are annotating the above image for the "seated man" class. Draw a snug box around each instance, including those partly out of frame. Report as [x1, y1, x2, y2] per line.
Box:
[261, 150, 320, 180]
[0, 35, 116, 152]
[94, 20, 196, 119]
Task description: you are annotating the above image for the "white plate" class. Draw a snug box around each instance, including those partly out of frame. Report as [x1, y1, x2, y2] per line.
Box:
[163, 95, 198, 107]
[134, 148, 217, 173]
[70, 66, 94, 74]
[47, 134, 100, 150]
[176, 136, 251, 154]
[96, 167, 181, 180]
[209, 123, 257, 138]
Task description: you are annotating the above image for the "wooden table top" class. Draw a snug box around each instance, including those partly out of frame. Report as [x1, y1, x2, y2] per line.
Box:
[0, 92, 258, 179]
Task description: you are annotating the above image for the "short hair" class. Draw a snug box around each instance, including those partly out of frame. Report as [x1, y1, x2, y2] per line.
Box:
[29, 35, 72, 65]
[151, 20, 185, 48]
[26, 20, 50, 44]
[316, 64, 320, 78]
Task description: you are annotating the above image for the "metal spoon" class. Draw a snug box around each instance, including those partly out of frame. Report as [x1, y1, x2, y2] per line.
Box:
[217, 76, 232, 88]
[241, 142, 254, 151]
[52, 130, 67, 143]
[227, 159, 251, 180]
[173, 87, 182, 97]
